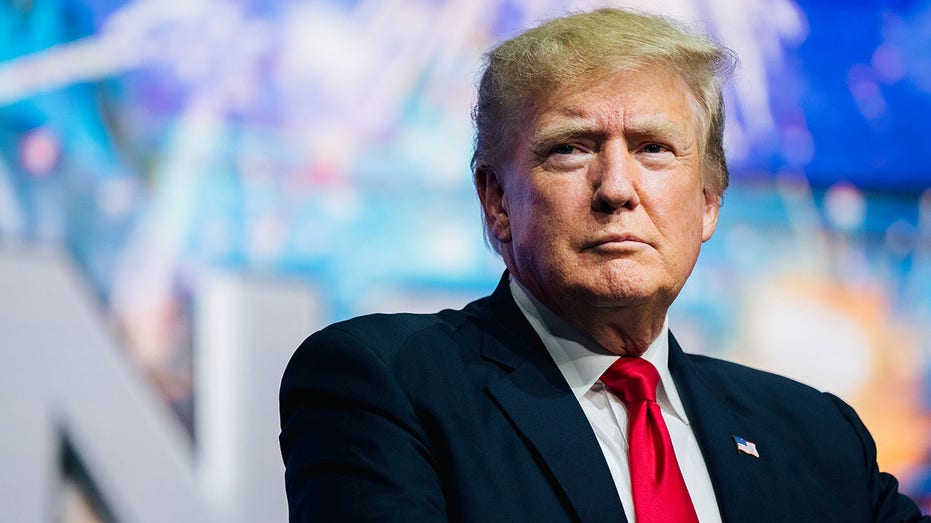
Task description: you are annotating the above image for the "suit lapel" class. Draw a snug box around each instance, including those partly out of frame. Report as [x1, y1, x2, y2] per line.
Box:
[475, 275, 626, 522]
[473, 275, 784, 521]
[668, 336, 778, 522]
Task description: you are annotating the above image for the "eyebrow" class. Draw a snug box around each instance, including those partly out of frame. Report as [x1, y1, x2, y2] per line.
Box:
[629, 117, 691, 142]
[530, 116, 690, 151]
[529, 121, 603, 151]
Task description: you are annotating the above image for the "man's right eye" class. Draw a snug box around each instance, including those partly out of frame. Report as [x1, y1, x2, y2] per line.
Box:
[551, 144, 576, 155]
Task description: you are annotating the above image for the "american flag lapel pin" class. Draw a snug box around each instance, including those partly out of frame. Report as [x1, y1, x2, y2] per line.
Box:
[732, 435, 760, 458]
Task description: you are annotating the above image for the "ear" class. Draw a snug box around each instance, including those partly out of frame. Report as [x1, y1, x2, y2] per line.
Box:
[701, 189, 720, 242]
[475, 164, 512, 243]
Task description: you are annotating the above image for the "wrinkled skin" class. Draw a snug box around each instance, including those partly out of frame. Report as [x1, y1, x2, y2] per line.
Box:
[477, 67, 720, 355]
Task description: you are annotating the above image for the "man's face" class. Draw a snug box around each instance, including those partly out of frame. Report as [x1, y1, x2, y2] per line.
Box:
[481, 67, 720, 321]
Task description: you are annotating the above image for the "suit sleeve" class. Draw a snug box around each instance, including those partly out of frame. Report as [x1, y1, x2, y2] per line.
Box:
[825, 393, 930, 522]
[279, 326, 448, 522]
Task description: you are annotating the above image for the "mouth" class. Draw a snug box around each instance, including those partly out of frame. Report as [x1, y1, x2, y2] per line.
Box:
[582, 233, 649, 252]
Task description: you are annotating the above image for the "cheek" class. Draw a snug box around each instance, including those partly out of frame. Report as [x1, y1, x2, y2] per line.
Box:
[648, 184, 708, 239]
[514, 189, 588, 259]
[525, 180, 585, 222]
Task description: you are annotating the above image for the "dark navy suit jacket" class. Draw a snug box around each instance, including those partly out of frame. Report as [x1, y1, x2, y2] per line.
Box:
[279, 275, 927, 522]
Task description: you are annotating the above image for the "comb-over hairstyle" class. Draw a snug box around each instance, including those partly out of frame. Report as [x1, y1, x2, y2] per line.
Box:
[472, 8, 736, 253]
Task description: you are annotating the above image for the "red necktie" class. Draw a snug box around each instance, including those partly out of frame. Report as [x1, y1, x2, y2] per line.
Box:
[601, 357, 699, 523]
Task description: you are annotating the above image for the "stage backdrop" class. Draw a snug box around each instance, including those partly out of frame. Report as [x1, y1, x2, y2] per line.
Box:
[0, 0, 929, 518]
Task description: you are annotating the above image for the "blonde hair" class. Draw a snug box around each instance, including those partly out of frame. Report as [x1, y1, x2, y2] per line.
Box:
[471, 8, 736, 252]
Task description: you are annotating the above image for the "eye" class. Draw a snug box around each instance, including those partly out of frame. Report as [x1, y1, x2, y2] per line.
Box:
[550, 144, 577, 155]
[641, 143, 668, 154]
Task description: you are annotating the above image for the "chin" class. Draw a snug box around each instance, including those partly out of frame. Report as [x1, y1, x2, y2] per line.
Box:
[585, 271, 675, 307]
[570, 279, 655, 306]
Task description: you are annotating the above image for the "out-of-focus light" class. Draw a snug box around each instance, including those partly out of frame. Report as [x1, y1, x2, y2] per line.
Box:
[320, 186, 360, 221]
[749, 281, 873, 396]
[248, 212, 286, 263]
[0, 159, 24, 236]
[885, 220, 914, 256]
[19, 128, 61, 177]
[847, 64, 887, 120]
[724, 224, 765, 269]
[202, 218, 233, 257]
[98, 177, 138, 218]
[824, 182, 866, 231]
[781, 126, 815, 166]
[422, 220, 476, 275]
[919, 188, 931, 229]
[872, 43, 905, 83]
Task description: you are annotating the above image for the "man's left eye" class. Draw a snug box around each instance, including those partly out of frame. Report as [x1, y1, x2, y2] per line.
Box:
[641, 143, 667, 154]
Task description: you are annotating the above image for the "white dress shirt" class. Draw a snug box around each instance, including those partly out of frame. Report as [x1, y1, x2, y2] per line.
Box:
[509, 278, 722, 523]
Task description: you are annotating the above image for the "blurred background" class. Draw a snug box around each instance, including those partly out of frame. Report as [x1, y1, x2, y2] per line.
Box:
[1, 0, 930, 521]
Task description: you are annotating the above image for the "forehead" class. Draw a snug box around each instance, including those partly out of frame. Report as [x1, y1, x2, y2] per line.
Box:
[528, 67, 702, 137]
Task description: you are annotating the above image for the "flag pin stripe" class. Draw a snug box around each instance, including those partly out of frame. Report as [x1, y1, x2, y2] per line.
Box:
[732, 435, 760, 458]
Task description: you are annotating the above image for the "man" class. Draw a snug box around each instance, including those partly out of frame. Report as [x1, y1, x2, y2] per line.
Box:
[279, 8, 928, 522]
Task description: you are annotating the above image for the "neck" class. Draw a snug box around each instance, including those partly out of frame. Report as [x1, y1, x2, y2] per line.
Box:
[560, 305, 667, 357]
[511, 275, 670, 357]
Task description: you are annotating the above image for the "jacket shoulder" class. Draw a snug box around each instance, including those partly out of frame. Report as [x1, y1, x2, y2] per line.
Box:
[687, 353, 822, 394]
[282, 295, 496, 385]
[681, 352, 853, 424]
[303, 303, 483, 356]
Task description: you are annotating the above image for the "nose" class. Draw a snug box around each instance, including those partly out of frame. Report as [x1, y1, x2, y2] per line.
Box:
[591, 143, 640, 213]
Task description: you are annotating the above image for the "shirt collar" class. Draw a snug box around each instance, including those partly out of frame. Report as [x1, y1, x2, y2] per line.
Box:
[509, 276, 691, 425]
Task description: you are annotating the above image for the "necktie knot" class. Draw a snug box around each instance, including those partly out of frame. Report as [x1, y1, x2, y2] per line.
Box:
[600, 357, 660, 403]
